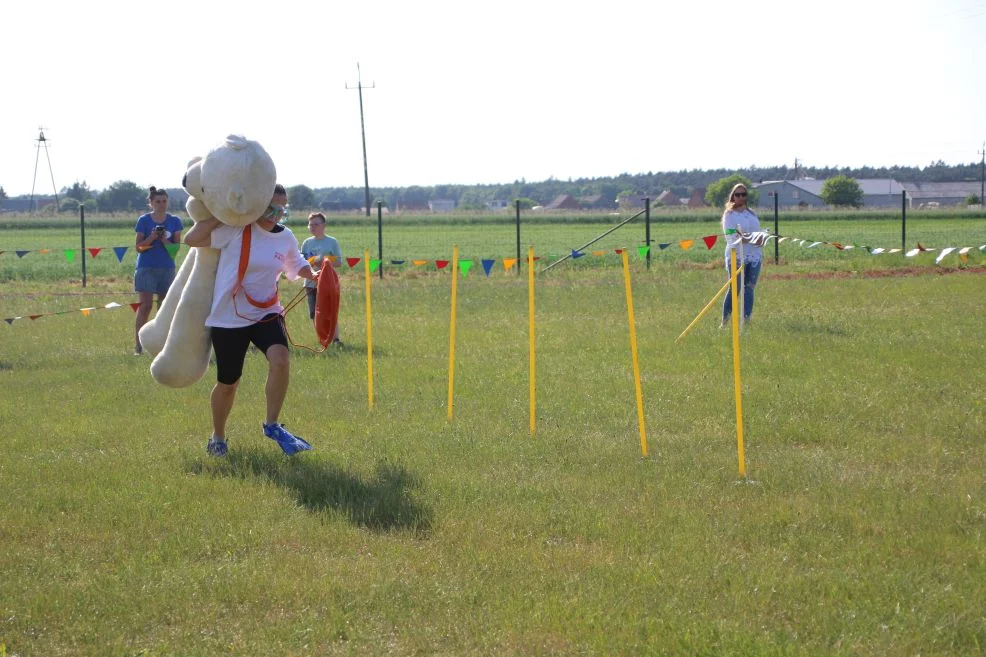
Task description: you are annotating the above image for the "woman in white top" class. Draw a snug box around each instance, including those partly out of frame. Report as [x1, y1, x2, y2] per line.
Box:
[720, 183, 763, 326]
[184, 200, 319, 458]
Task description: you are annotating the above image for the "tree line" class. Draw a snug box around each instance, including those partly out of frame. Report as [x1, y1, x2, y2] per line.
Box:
[4, 160, 982, 213]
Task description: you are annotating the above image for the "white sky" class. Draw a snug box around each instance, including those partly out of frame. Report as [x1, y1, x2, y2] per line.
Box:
[2, 0, 984, 196]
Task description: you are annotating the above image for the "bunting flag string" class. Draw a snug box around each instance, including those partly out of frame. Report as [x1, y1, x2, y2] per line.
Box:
[779, 234, 986, 263]
[0, 245, 191, 263]
[6, 231, 983, 279]
[4, 301, 129, 325]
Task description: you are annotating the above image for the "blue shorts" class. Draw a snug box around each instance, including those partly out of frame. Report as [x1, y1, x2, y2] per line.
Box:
[134, 267, 176, 296]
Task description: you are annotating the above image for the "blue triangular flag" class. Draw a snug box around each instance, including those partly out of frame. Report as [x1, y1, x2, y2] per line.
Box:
[572, 249, 585, 259]
[481, 259, 495, 276]
[390, 259, 405, 265]
[659, 243, 671, 250]
[16, 250, 30, 258]
[113, 246, 128, 262]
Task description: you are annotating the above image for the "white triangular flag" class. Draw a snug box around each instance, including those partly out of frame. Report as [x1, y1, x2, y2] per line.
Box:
[935, 247, 956, 264]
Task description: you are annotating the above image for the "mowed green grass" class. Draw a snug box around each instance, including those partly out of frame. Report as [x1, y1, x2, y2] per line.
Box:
[1, 223, 985, 655]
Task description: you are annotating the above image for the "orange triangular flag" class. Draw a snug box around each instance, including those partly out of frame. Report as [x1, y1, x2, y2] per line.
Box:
[592, 250, 606, 256]
[38, 249, 51, 254]
[503, 258, 517, 271]
[29, 315, 43, 320]
[412, 259, 429, 266]
[679, 239, 694, 250]
[81, 308, 92, 317]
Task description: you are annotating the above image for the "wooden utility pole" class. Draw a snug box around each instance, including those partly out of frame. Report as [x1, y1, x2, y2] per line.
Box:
[346, 64, 375, 217]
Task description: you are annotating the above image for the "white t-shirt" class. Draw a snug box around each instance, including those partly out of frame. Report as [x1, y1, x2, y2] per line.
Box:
[206, 223, 308, 328]
[722, 208, 763, 263]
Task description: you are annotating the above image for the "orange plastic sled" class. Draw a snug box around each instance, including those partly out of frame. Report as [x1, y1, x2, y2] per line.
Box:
[314, 258, 341, 348]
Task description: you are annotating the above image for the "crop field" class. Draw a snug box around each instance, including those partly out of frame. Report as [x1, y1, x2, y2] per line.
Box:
[1, 211, 985, 655]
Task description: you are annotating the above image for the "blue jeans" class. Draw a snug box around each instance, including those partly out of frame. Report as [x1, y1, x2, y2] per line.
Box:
[722, 258, 761, 321]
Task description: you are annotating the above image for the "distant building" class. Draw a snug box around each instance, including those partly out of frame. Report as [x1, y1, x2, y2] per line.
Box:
[545, 194, 580, 210]
[753, 179, 905, 208]
[486, 199, 510, 210]
[429, 199, 456, 213]
[900, 181, 983, 207]
[655, 190, 680, 207]
[687, 188, 707, 209]
[578, 194, 613, 210]
[616, 193, 649, 210]
[1, 197, 47, 212]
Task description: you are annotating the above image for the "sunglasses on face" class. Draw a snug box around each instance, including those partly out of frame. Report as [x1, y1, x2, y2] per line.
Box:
[733, 192, 748, 198]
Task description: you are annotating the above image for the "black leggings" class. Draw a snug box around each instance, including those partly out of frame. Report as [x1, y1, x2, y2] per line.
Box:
[211, 314, 287, 385]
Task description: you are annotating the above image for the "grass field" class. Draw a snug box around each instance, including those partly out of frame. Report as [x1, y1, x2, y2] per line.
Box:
[1, 215, 985, 655]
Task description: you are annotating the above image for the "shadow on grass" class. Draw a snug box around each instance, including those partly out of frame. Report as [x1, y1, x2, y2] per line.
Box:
[186, 451, 432, 534]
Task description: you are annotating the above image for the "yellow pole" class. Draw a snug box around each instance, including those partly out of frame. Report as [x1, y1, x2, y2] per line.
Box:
[675, 264, 743, 344]
[621, 249, 648, 458]
[729, 249, 747, 478]
[528, 245, 536, 436]
[364, 249, 374, 409]
[447, 245, 459, 422]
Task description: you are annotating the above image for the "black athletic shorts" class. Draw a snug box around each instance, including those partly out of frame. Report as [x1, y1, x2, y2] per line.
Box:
[211, 313, 287, 384]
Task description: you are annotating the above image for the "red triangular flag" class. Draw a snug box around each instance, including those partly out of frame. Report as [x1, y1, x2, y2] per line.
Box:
[129, 302, 141, 312]
[435, 260, 449, 269]
[702, 235, 718, 249]
[88, 248, 102, 258]
[346, 257, 361, 268]
[29, 315, 43, 320]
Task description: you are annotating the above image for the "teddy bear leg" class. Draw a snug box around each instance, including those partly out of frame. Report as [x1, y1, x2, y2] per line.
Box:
[139, 249, 196, 356]
[149, 248, 219, 388]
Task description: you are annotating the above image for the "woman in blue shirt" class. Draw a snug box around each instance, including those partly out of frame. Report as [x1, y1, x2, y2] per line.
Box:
[134, 186, 183, 355]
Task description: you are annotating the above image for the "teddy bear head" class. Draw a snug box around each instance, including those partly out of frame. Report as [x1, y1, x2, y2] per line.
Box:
[182, 134, 276, 227]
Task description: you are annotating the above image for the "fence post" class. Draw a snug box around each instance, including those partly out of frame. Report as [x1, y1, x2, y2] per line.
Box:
[901, 190, 907, 253]
[377, 201, 384, 279]
[80, 205, 87, 288]
[645, 197, 651, 270]
[773, 191, 779, 265]
[515, 199, 522, 276]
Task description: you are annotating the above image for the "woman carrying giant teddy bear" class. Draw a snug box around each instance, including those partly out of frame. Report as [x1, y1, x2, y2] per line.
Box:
[184, 195, 319, 457]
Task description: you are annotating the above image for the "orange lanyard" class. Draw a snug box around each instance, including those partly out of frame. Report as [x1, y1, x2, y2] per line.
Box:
[233, 224, 279, 310]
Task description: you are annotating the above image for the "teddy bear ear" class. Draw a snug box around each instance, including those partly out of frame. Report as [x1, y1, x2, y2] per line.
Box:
[183, 158, 204, 195]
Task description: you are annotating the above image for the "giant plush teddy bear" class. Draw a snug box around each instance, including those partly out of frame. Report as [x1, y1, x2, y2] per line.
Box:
[138, 135, 277, 387]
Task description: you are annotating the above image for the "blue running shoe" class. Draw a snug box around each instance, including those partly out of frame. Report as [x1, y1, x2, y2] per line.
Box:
[263, 422, 313, 456]
[206, 436, 228, 457]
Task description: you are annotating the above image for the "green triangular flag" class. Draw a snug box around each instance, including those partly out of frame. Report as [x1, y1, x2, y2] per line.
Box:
[369, 259, 382, 273]
[65, 249, 76, 263]
[165, 243, 181, 259]
[459, 259, 473, 276]
[637, 245, 650, 258]
[725, 228, 738, 235]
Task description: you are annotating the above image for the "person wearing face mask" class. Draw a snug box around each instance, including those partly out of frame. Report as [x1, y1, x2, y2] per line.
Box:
[183, 188, 318, 458]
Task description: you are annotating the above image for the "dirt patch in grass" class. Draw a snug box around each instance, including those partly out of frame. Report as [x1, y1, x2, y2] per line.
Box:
[766, 265, 986, 281]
